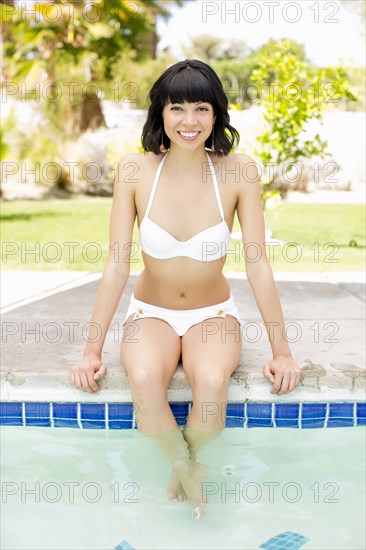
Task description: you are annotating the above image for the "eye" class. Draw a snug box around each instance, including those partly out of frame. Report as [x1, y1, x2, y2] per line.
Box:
[198, 107, 209, 111]
[170, 106, 182, 110]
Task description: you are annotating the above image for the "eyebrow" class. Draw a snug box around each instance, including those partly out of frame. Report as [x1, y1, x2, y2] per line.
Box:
[170, 101, 209, 105]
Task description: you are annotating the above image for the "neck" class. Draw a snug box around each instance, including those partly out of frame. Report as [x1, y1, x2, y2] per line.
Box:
[164, 145, 210, 175]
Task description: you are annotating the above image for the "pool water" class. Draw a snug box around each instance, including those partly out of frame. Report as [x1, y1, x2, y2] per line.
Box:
[1, 426, 365, 550]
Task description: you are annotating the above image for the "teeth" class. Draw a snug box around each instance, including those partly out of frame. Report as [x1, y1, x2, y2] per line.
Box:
[179, 131, 199, 137]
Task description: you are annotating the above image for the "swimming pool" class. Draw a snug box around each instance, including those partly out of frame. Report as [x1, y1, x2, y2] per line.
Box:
[1, 402, 365, 550]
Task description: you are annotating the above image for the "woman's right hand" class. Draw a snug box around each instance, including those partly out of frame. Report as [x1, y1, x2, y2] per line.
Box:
[70, 354, 107, 393]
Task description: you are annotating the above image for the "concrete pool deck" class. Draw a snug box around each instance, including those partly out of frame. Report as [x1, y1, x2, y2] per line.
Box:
[1, 271, 365, 403]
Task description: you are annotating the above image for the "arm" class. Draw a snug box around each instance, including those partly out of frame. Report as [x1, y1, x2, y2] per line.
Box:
[235, 155, 301, 394]
[70, 153, 138, 393]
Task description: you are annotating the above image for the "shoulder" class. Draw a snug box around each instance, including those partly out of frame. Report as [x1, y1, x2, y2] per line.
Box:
[226, 152, 258, 168]
[118, 152, 163, 168]
[228, 153, 260, 187]
[116, 152, 163, 186]
[209, 152, 260, 190]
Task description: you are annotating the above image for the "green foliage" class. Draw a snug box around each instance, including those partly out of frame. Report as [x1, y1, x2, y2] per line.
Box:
[110, 50, 177, 108]
[0, 107, 16, 161]
[182, 35, 249, 63]
[1, 0, 185, 133]
[249, 39, 357, 204]
[0, 0, 186, 191]
[1, 102, 67, 189]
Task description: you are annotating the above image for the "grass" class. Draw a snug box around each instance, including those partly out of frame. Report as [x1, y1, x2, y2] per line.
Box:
[1, 198, 364, 272]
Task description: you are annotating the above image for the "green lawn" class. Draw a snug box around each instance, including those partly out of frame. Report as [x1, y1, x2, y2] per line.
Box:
[1, 198, 364, 272]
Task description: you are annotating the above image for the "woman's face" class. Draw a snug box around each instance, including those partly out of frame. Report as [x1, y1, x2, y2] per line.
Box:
[162, 101, 216, 149]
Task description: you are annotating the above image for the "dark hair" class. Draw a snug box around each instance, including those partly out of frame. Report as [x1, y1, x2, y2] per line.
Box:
[141, 59, 240, 157]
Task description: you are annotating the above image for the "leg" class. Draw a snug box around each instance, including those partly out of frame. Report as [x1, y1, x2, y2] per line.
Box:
[181, 315, 242, 457]
[121, 314, 181, 433]
[121, 314, 201, 510]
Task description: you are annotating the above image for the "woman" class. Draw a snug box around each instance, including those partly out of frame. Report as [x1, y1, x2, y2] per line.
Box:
[70, 59, 301, 520]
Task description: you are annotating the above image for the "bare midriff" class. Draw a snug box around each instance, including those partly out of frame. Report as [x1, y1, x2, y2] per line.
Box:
[133, 255, 231, 309]
[132, 151, 238, 310]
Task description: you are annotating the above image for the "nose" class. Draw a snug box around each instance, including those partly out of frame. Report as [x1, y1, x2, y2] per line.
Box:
[182, 111, 197, 127]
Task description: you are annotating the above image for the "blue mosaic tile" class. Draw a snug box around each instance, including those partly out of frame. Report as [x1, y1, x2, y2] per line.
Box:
[80, 403, 106, 421]
[108, 420, 134, 430]
[0, 401, 22, 418]
[247, 403, 272, 420]
[0, 401, 365, 429]
[301, 419, 326, 429]
[329, 402, 354, 418]
[301, 403, 327, 427]
[169, 403, 189, 425]
[260, 530, 309, 549]
[226, 403, 244, 417]
[115, 540, 135, 550]
[25, 402, 50, 418]
[169, 403, 189, 415]
[327, 403, 355, 427]
[357, 402, 366, 417]
[0, 402, 22, 423]
[108, 403, 133, 421]
[275, 404, 300, 427]
[174, 416, 188, 427]
[226, 416, 244, 428]
[25, 418, 52, 427]
[275, 403, 300, 419]
[327, 418, 354, 427]
[80, 420, 106, 429]
[53, 403, 78, 420]
[302, 403, 327, 420]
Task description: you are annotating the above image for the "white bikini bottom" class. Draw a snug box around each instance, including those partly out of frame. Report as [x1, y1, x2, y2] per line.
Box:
[122, 293, 244, 337]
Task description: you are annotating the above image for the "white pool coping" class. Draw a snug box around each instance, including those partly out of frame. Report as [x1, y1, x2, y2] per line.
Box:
[1, 271, 365, 404]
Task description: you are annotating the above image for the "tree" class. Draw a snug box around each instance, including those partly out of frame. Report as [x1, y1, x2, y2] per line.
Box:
[139, 0, 185, 60]
[250, 39, 357, 202]
[182, 34, 248, 63]
[182, 35, 224, 62]
[1, 0, 186, 133]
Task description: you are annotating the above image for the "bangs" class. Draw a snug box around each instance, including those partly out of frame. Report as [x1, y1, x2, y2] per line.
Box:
[142, 59, 240, 156]
[161, 68, 216, 107]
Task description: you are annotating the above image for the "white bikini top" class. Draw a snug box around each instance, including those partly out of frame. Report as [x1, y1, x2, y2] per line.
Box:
[139, 151, 231, 262]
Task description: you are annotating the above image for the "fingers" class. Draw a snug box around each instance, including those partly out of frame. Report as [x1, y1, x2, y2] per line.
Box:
[271, 371, 290, 394]
[70, 365, 101, 394]
[271, 368, 301, 394]
[263, 364, 275, 383]
[80, 370, 100, 393]
[94, 363, 107, 380]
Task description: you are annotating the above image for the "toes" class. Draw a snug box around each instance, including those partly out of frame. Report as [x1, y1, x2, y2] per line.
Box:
[192, 504, 206, 521]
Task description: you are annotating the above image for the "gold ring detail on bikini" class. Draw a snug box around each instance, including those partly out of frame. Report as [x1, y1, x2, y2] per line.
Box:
[217, 309, 223, 314]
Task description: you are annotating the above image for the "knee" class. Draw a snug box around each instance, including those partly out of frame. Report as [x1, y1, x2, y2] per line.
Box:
[128, 364, 164, 391]
[190, 366, 231, 394]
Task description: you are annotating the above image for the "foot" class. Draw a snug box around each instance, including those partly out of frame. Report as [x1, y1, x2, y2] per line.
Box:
[167, 467, 186, 502]
[175, 460, 209, 520]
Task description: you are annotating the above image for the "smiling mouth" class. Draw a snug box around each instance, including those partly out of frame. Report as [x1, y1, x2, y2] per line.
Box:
[177, 131, 201, 140]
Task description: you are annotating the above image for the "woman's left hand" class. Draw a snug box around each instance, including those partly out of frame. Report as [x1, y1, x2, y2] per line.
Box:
[263, 355, 301, 394]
